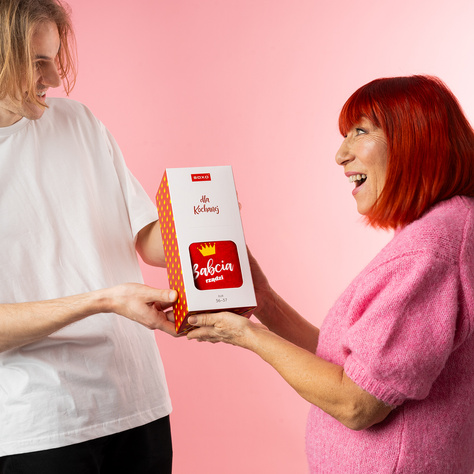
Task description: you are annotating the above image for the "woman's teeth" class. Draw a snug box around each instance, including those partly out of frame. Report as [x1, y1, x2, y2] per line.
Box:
[37, 91, 46, 97]
[349, 174, 367, 184]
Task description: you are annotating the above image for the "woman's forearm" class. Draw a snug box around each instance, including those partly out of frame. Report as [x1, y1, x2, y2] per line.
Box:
[247, 249, 319, 352]
[243, 324, 392, 430]
[187, 313, 392, 430]
[253, 288, 319, 353]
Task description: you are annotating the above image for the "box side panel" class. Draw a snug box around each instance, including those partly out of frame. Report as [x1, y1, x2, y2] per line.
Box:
[156, 172, 189, 333]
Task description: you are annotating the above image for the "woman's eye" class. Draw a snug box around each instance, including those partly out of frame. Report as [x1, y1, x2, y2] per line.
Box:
[355, 128, 366, 135]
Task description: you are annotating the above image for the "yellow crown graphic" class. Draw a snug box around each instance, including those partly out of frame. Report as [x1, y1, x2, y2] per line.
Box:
[198, 243, 216, 256]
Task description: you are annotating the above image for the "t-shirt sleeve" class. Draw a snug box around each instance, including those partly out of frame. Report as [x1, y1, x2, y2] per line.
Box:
[342, 251, 459, 407]
[98, 121, 158, 239]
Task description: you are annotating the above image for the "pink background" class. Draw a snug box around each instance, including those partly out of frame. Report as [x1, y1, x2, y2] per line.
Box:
[57, 1, 474, 472]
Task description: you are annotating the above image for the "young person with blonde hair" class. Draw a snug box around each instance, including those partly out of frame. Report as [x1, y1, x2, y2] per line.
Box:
[0, 1, 177, 472]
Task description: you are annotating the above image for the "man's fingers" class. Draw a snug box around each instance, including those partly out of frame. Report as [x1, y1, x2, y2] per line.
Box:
[152, 288, 177, 303]
[164, 309, 175, 323]
[148, 289, 178, 311]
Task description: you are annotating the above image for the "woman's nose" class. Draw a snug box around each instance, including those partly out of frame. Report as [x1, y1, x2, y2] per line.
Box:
[335, 138, 354, 167]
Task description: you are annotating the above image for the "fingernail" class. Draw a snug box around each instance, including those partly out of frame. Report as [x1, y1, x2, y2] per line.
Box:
[188, 316, 197, 325]
[169, 290, 177, 301]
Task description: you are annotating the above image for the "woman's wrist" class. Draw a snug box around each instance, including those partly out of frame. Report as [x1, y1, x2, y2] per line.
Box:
[253, 286, 277, 321]
[240, 318, 269, 352]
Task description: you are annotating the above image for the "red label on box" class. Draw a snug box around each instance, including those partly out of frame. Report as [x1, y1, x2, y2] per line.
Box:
[191, 173, 211, 182]
[189, 241, 243, 290]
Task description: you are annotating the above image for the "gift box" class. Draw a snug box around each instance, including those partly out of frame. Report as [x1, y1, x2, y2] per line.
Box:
[156, 166, 256, 334]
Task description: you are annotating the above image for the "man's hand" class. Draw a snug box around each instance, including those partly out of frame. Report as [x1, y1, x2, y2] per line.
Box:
[105, 283, 179, 336]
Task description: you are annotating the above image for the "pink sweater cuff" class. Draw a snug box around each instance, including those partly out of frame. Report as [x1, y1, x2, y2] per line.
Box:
[345, 356, 406, 406]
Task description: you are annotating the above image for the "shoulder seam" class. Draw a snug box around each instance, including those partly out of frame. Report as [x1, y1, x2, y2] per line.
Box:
[365, 248, 458, 278]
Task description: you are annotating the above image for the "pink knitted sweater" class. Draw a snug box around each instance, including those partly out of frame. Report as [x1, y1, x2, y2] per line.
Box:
[306, 196, 474, 473]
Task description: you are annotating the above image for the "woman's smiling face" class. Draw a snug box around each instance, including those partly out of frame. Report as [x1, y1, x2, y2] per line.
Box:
[335, 116, 388, 215]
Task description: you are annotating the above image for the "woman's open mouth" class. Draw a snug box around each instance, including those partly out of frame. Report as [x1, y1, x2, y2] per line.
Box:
[349, 174, 367, 188]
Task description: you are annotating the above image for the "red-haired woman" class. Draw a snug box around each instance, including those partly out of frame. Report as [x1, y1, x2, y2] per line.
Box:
[187, 76, 474, 473]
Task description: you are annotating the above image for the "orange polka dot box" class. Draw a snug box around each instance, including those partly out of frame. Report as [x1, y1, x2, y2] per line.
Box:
[156, 166, 256, 334]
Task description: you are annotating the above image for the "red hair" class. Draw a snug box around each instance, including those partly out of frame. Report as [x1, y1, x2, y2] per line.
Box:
[339, 75, 474, 230]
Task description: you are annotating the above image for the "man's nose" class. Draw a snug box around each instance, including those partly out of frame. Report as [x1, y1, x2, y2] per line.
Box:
[39, 61, 61, 88]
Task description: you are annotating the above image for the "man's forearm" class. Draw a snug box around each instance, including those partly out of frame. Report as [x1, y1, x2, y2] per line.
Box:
[0, 284, 178, 352]
[136, 221, 166, 267]
[0, 289, 110, 352]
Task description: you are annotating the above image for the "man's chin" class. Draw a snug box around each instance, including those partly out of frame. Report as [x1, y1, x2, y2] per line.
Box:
[23, 103, 46, 121]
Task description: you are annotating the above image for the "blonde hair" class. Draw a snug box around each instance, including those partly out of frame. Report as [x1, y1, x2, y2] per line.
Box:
[0, 0, 77, 109]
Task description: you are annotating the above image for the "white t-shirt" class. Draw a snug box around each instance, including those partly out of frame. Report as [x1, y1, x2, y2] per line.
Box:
[0, 98, 172, 456]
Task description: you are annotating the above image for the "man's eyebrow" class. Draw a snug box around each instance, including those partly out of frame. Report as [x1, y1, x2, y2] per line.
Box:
[33, 44, 61, 61]
[33, 54, 58, 61]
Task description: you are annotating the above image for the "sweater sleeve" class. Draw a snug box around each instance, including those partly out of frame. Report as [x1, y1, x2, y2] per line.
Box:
[342, 251, 460, 407]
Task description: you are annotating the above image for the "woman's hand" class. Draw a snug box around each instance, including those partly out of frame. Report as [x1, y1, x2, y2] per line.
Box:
[187, 312, 267, 349]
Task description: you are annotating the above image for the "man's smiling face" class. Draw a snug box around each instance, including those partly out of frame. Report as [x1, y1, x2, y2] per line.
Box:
[0, 21, 61, 127]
